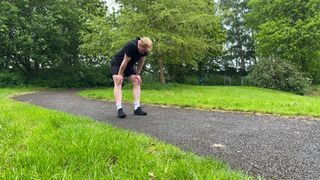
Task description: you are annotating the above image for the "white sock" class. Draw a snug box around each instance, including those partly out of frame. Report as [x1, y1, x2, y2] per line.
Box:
[116, 103, 122, 110]
[134, 102, 140, 110]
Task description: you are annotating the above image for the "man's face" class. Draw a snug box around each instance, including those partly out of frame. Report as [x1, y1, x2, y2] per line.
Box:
[138, 41, 152, 54]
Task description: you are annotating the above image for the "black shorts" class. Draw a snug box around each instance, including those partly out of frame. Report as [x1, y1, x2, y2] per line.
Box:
[111, 65, 136, 77]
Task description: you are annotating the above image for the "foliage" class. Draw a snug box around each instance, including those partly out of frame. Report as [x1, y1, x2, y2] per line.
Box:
[308, 85, 320, 96]
[31, 65, 111, 88]
[80, 16, 113, 60]
[247, 59, 311, 95]
[245, 0, 320, 81]
[217, 0, 256, 74]
[106, 0, 225, 83]
[0, 0, 107, 78]
[2, 0, 320, 88]
[0, 71, 27, 87]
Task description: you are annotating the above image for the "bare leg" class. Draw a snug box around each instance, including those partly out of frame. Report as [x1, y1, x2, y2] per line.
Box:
[129, 75, 140, 109]
[113, 75, 123, 109]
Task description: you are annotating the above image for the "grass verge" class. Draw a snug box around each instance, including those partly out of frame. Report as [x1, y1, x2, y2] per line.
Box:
[0, 88, 251, 179]
[79, 84, 320, 118]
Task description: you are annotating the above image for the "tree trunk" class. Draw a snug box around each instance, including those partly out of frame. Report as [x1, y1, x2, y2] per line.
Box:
[23, 57, 33, 75]
[158, 57, 165, 84]
[34, 60, 40, 77]
[240, 56, 246, 75]
[13, 62, 31, 79]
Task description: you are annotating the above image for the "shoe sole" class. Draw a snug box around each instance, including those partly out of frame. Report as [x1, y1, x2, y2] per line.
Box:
[134, 113, 147, 116]
[118, 114, 126, 118]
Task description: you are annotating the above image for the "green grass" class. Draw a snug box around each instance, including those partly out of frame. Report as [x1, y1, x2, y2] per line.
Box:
[0, 88, 251, 179]
[79, 83, 320, 118]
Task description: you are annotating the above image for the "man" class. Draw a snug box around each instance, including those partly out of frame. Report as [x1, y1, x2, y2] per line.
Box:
[111, 37, 152, 118]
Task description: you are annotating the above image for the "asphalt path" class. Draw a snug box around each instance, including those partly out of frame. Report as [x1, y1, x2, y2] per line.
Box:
[13, 90, 320, 180]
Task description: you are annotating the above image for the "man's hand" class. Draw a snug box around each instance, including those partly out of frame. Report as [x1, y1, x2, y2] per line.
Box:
[114, 74, 124, 85]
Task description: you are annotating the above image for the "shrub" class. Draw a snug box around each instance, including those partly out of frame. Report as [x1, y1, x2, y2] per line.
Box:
[0, 71, 27, 87]
[201, 74, 225, 85]
[247, 59, 311, 95]
[31, 65, 112, 88]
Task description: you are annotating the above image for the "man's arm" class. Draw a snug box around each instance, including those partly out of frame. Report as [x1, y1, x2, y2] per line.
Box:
[118, 54, 131, 75]
[136, 57, 145, 75]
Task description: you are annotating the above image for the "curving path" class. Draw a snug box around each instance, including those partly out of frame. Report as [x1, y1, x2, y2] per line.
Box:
[13, 90, 320, 180]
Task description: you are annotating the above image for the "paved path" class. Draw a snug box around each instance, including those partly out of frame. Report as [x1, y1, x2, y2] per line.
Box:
[13, 90, 320, 180]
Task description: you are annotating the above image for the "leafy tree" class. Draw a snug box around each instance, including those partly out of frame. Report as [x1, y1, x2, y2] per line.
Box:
[0, 0, 107, 79]
[0, 2, 18, 71]
[218, 0, 255, 75]
[80, 15, 114, 65]
[112, 0, 225, 84]
[245, 0, 320, 82]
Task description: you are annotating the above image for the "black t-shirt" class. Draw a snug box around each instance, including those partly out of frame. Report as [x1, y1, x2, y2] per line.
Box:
[111, 37, 148, 68]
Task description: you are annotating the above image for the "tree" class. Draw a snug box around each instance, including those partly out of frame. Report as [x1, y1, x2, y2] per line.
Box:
[79, 15, 114, 65]
[218, 0, 255, 75]
[0, 2, 18, 71]
[112, 0, 225, 84]
[0, 0, 107, 78]
[245, 0, 320, 82]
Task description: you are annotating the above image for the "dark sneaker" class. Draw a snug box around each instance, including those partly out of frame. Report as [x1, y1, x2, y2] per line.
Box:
[117, 108, 126, 118]
[134, 107, 147, 116]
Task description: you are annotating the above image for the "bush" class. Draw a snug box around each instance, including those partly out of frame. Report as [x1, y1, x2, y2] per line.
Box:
[31, 65, 112, 88]
[167, 73, 246, 86]
[247, 59, 311, 95]
[200, 74, 225, 85]
[0, 71, 27, 87]
[140, 73, 158, 84]
[183, 75, 199, 85]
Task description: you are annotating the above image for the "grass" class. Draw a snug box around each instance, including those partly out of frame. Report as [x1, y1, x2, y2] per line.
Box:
[79, 83, 320, 118]
[0, 88, 251, 179]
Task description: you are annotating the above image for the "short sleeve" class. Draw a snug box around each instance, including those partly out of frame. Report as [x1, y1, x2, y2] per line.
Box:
[125, 42, 136, 57]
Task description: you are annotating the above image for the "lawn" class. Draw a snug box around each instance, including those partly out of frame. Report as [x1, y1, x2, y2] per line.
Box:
[79, 83, 320, 118]
[0, 88, 250, 179]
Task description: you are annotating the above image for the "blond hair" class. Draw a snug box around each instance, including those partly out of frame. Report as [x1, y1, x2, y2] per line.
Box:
[140, 37, 153, 48]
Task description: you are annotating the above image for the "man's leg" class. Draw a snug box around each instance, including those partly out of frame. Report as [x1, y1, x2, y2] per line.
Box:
[129, 75, 147, 115]
[129, 75, 141, 109]
[113, 75, 126, 118]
